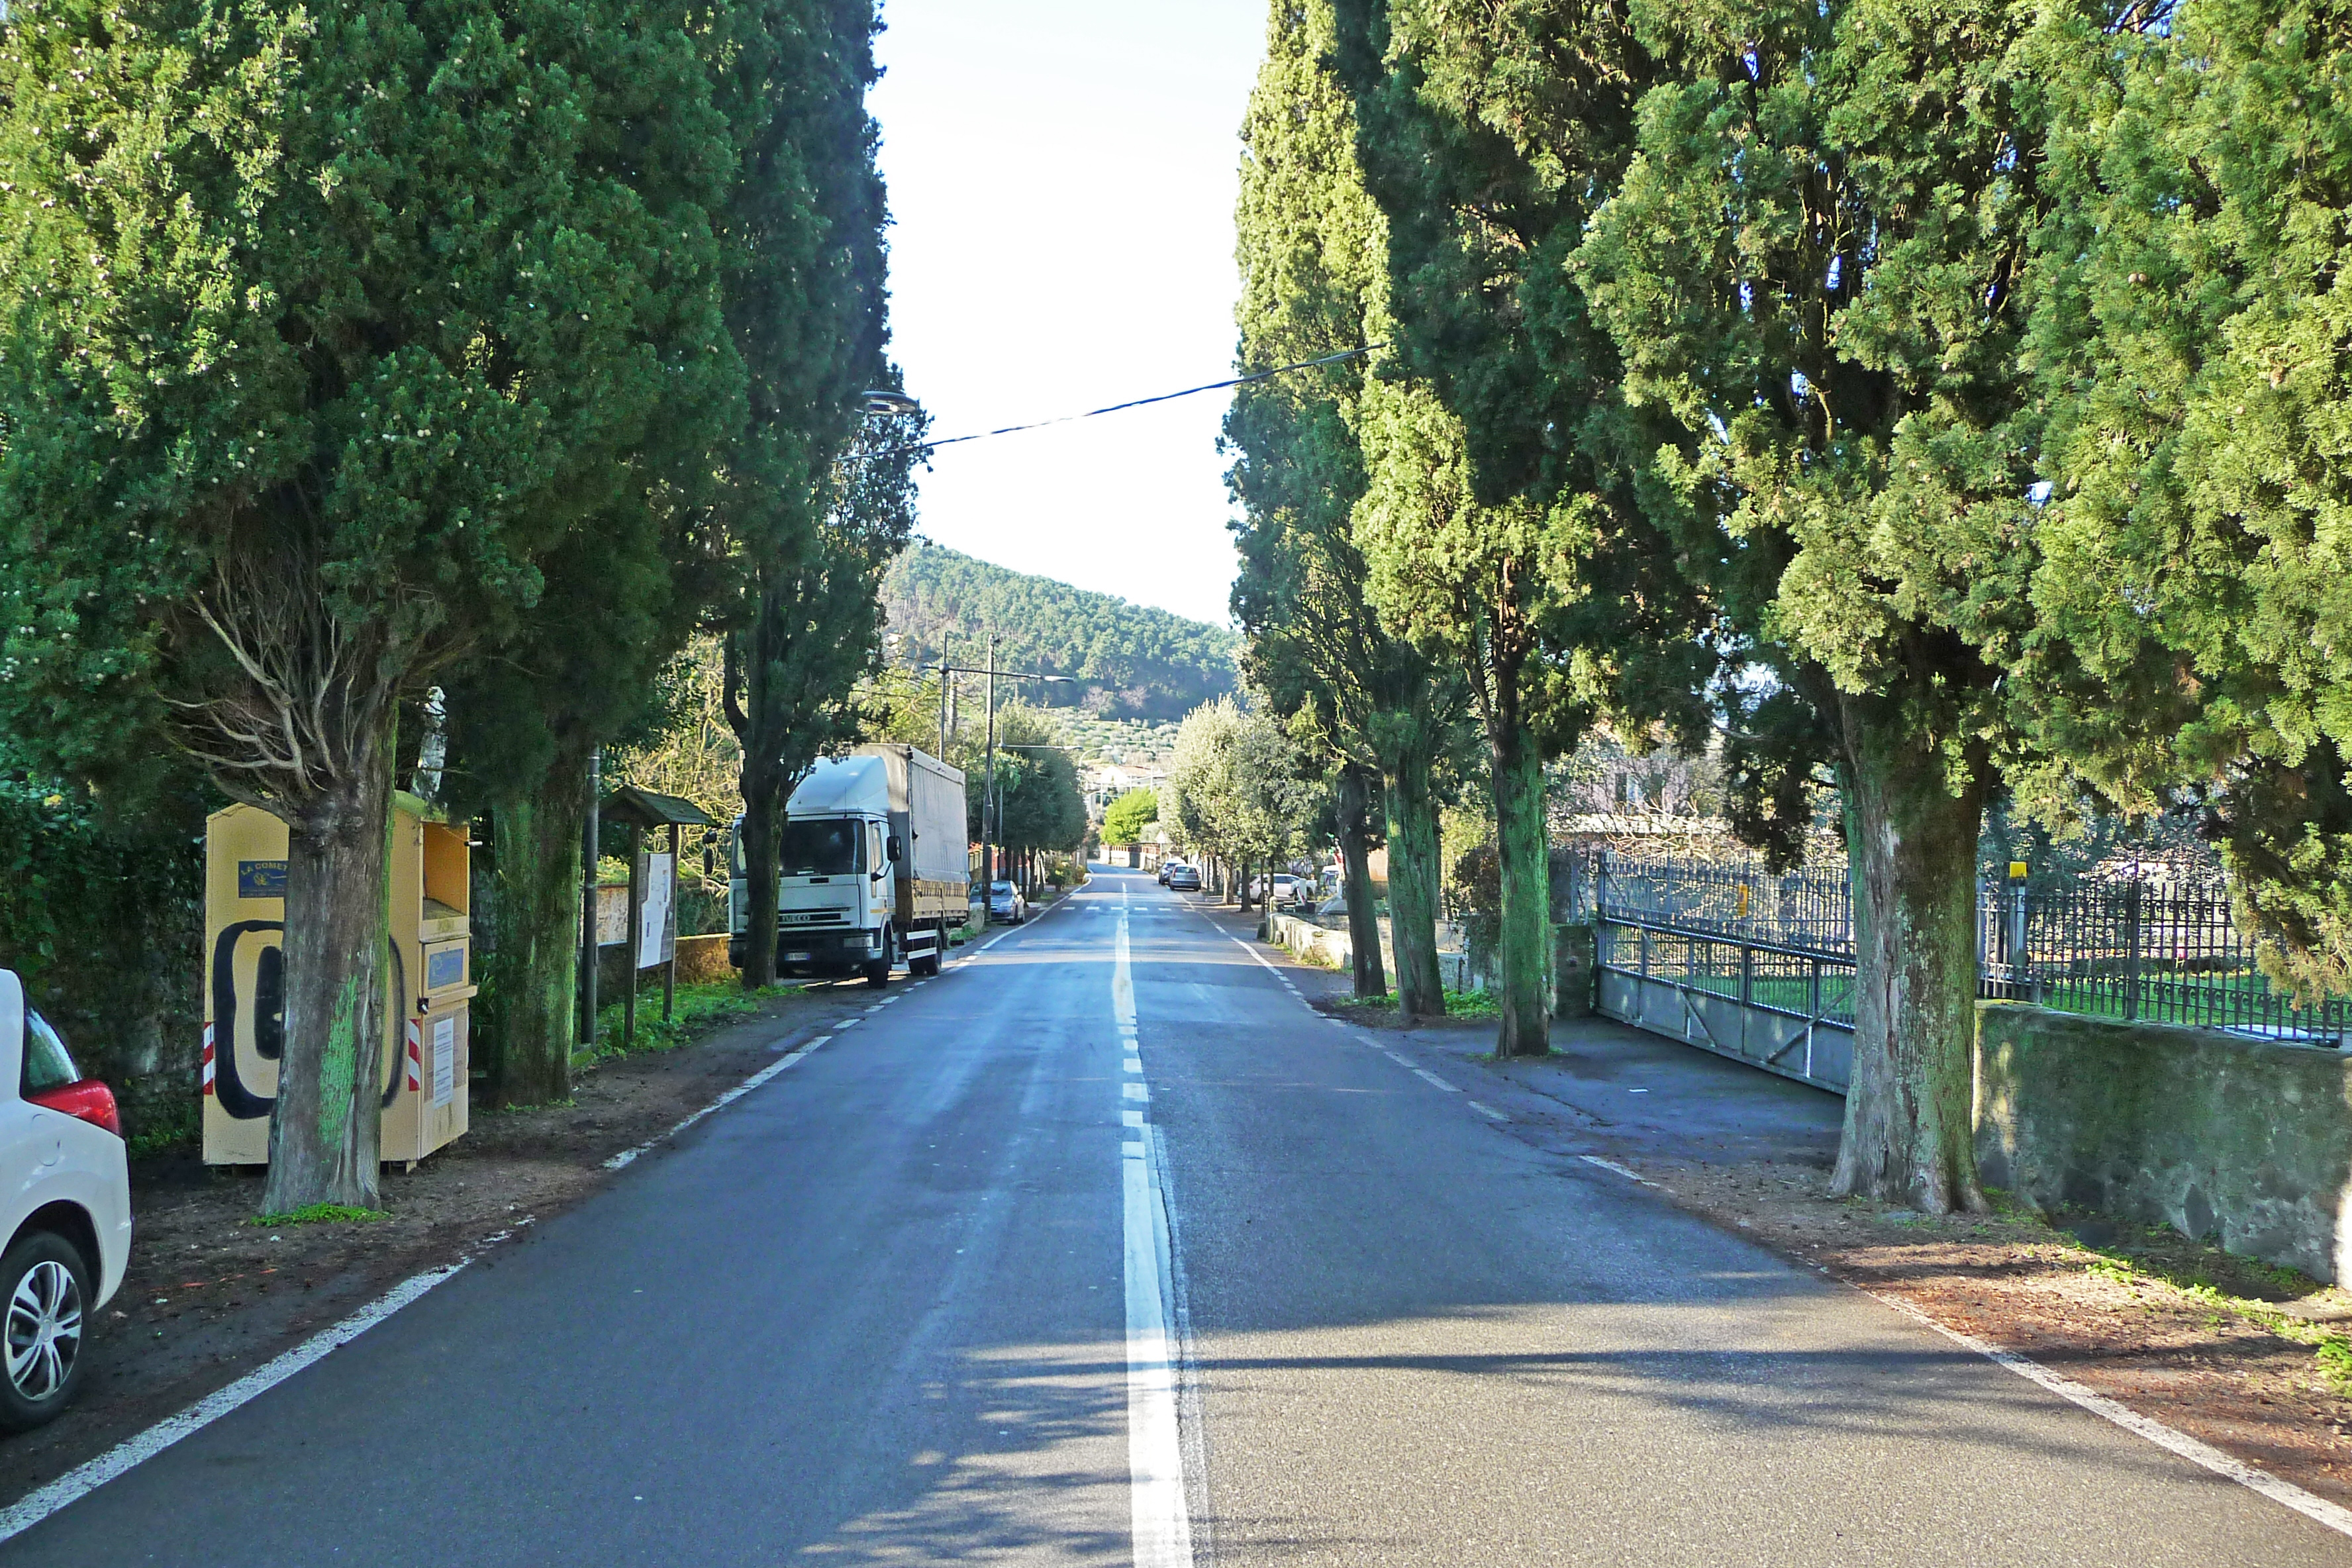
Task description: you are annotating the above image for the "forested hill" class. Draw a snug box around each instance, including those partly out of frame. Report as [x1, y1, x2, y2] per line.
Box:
[881, 544, 1238, 720]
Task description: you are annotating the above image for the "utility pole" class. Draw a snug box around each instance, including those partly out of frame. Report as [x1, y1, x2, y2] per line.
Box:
[936, 635, 952, 761]
[982, 633, 998, 893]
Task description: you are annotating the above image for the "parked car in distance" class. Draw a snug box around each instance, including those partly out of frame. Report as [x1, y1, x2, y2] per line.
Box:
[0, 969, 130, 1432]
[1165, 864, 1202, 893]
[988, 880, 1029, 924]
[1267, 875, 1310, 909]
[1158, 860, 1183, 886]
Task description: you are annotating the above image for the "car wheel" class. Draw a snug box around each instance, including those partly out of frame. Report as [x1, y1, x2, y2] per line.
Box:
[0, 1232, 89, 1432]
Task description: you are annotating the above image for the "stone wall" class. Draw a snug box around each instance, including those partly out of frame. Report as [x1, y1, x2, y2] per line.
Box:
[1975, 1003, 2352, 1283]
[1259, 912, 1594, 1016]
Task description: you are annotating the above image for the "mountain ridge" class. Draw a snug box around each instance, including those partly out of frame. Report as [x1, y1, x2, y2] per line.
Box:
[881, 542, 1238, 721]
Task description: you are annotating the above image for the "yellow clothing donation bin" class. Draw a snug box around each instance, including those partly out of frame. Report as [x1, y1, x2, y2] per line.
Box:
[202, 796, 476, 1167]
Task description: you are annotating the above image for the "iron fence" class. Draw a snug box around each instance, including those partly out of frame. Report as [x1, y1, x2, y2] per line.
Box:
[1567, 848, 2349, 1046]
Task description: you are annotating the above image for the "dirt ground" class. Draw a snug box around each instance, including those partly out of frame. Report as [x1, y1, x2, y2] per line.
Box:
[0, 977, 883, 1508]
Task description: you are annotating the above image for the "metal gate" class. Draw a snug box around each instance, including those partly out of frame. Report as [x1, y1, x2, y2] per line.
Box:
[1596, 919, 1853, 1095]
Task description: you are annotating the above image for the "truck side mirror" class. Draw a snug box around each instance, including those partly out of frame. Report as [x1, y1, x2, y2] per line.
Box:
[887, 836, 903, 863]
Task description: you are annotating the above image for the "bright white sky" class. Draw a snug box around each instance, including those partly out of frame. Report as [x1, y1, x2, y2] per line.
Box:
[870, 1, 1270, 629]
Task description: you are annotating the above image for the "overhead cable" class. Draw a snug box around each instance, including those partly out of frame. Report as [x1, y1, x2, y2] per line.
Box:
[861, 343, 1385, 462]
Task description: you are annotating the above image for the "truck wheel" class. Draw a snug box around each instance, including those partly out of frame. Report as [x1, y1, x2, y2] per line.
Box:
[865, 926, 894, 988]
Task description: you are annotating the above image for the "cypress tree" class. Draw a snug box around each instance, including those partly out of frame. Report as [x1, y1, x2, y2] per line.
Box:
[1331, 0, 1710, 1055]
[2021, 0, 2352, 997]
[1229, 0, 1470, 1015]
[703, 0, 919, 989]
[1578, 0, 2108, 1207]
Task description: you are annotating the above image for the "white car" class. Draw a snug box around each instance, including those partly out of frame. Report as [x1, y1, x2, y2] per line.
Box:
[0, 970, 131, 1430]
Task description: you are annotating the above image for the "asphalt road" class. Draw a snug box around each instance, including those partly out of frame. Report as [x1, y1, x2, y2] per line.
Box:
[7, 865, 2350, 1565]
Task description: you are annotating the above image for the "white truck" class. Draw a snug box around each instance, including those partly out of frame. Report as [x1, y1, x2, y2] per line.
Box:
[728, 744, 970, 985]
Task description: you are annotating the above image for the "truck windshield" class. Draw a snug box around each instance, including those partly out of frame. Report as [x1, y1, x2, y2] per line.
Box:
[779, 820, 861, 877]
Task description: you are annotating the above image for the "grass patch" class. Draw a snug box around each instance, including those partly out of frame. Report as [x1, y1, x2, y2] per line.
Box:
[1442, 987, 1499, 1020]
[247, 1204, 389, 1227]
[2062, 1220, 2352, 1394]
[1326, 988, 1499, 1020]
[576, 981, 797, 1065]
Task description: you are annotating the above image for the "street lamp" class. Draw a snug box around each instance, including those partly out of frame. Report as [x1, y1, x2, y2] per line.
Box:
[860, 389, 921, 418]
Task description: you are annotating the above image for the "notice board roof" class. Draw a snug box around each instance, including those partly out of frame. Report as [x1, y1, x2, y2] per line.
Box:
[599, 786, 715, 830]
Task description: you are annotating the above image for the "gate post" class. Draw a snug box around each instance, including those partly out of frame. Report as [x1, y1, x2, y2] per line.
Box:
[2124, 880, 2143, 1022]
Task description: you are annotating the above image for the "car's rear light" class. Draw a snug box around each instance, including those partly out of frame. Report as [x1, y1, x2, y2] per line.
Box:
[28, 1079, 121, 1138]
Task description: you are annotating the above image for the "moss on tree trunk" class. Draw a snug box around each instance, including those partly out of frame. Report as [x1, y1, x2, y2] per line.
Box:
[1491, 729, 1551, 1057]
[1337, 763, 1387, 998]
[479, 773, 584, 1108]
[263, 739, 393, 1214]
[1831, 697, 1990, 1214]
[1385, 759, 1446, 1022]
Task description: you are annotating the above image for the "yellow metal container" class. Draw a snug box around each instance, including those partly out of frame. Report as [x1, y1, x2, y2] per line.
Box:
[202, 795, 475, 1167]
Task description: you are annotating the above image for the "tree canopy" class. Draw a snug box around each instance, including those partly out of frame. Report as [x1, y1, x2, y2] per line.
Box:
[2018, 0, 2352, 997]
[1164, 697, 1321, 880]
[0, 0, 746, 1207]
[1102, 788, 1161, 845]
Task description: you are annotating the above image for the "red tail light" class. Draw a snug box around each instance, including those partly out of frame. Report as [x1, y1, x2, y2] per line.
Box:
[28, 1079, 121, 1138]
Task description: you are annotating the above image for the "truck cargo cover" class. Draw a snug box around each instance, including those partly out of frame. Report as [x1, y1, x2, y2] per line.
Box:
[787, 756, 891, 818]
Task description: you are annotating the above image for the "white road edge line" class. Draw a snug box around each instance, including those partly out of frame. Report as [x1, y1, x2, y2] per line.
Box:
[605, 1032, 832, 1169]
[1117, 901, 1195, 1567]
[1466, 1100, 1508, 1122]
[0, 1253, 480, 1545]
[1866, 1289, 2352, 1539]
[1579, 1153, 1660, 1188]
[1410, 1068, 1459, 1093]
[0, 1021, 846, 1544]
[1570, 1152, 2352, 1540]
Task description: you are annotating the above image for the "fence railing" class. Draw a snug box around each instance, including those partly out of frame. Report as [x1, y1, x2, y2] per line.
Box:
[1564, 849, 2348, 1046]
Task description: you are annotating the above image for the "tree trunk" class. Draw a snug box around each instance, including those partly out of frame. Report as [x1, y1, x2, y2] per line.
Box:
[1337, 763, 1387, 999]
[1491, 726, 1551, 1057]
[1830, 695, 1990, 1214]
[1384, 758, 1445, 1021]
[739, 779, 780, 990]
[479, 769, 583, 1108]
[264, 737, 394, 1214]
